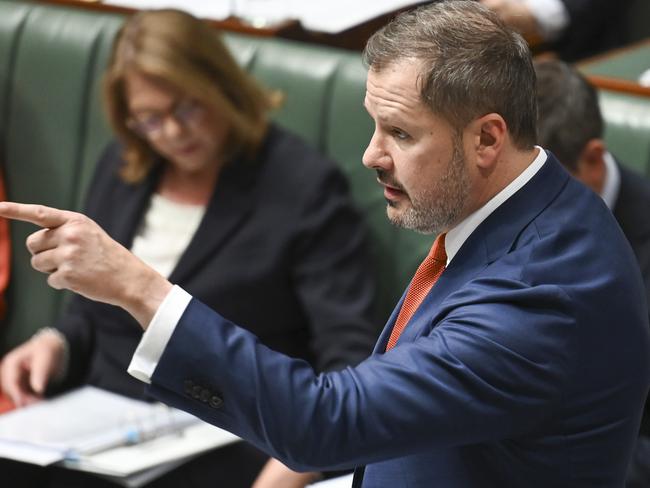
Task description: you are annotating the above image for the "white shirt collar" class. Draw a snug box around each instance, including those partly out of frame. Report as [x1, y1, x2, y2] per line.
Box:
[600, 151, 620, 210]
[444, 147, 548, 265]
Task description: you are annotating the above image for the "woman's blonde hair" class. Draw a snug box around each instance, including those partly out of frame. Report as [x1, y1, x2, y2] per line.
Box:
[104, 9, 280, 183]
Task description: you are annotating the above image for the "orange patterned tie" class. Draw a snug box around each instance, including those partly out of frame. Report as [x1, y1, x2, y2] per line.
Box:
[385, 233, 447, 351]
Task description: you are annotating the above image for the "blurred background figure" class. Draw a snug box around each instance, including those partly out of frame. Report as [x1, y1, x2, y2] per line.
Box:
[0, 165, 8, 322]
[480, 0, 634, 60]
[535, 58, 650, 488]
[0, 9, 379, 488]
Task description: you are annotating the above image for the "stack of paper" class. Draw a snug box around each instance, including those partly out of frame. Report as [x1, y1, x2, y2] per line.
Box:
[0, 386, 240, 485]
[310, 473, 354, 487]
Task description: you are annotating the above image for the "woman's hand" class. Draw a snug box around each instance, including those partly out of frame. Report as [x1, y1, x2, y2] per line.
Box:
[0, 329, 66, 407]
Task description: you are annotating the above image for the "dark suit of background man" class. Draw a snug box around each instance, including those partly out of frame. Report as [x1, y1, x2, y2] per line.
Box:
[0, 2, 648, 487]
[535, 58, 650, 488]
[480, 0, 633, 60]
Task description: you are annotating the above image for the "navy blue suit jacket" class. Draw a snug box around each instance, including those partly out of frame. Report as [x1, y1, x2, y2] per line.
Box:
[613, 162, 650, 438]
[145, 153, 650, 487]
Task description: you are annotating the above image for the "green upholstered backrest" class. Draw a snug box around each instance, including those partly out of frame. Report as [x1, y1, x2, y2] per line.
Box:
[578, 41, 650, 175]
[598, 90, 650, 175]
[0, 2, 29, 148]
[75, 15, 124, 210]
[0, 1, 432, 353]
[0, 2, 123, 349]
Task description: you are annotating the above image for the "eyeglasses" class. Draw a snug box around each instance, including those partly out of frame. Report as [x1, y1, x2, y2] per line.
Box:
[127, 98, 204, 138]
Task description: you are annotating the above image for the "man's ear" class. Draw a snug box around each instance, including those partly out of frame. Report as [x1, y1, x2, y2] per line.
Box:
[467, 113, 507, 169]
[575, 139, 607, 193]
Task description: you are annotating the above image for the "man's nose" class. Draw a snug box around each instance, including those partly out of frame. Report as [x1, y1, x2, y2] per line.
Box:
[362, 132, 391, 170]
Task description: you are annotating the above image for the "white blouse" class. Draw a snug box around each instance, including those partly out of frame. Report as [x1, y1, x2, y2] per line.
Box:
[130, 193, 206, 278]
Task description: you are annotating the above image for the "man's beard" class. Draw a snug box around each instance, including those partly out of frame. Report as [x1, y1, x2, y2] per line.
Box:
[382, 138, 470, 235]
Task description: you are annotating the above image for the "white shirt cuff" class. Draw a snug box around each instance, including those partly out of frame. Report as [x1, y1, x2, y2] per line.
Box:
[127, 285, 193, 384]
[522, 0, 569, 41]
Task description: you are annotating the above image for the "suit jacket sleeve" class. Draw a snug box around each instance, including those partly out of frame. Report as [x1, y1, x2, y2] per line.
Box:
[144, 278, 575, 472]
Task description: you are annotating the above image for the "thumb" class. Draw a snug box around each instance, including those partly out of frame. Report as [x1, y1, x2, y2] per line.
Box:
[29, 352, 54, 395]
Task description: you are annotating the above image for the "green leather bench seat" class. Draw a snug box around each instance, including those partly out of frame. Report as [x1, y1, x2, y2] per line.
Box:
[0, 1, 432, 352]
[0, 2, 126, 349]
[2, 1, 648, 353]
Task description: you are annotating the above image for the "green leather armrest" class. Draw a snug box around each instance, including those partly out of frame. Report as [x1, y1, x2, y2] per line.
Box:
[599, 90, 650, 175]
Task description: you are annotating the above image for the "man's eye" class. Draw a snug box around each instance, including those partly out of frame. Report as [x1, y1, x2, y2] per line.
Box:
[392, 128, 409, 140]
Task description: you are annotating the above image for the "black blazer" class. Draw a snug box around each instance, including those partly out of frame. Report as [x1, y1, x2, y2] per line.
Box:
[53, 124, 379, 399]
[614, 162, 650, 437]
[554, 0, 633, 61]
[615, 163, 650, 317]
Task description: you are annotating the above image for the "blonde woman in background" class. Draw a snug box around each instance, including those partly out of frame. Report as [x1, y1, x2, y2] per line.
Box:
[0, 9, 378, 488]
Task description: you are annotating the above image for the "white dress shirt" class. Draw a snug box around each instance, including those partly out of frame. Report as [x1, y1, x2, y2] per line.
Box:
[600, 151, 621, 210]
[522, 0, 570, 41]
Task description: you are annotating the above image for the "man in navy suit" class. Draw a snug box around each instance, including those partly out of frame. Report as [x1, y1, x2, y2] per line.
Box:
[0, 1, 648, 486]
[535, 58, 650, 488]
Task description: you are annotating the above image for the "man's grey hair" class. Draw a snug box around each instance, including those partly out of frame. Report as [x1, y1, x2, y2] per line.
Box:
[535, 59, 604, 170]
[363, 0, 537, 149]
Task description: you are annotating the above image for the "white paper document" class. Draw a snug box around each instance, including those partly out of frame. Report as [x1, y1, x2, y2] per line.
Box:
[63, 422, 239, 477]
[103, 1, 426, 33]
[310, 473, 354, 487]
[0, 386, 239, 478]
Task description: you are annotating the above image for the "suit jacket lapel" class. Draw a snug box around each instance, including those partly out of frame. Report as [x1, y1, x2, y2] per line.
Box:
[111, 164, 162, 249]
[168, 157, 258, 284]
[373, 290, 408, 353]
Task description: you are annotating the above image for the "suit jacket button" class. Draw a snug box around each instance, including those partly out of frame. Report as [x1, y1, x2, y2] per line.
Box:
[184, 380, 194, 395]
[209, 395, 223, 409]
[200, 388, 211, 403]
[191, 385, 203, 399]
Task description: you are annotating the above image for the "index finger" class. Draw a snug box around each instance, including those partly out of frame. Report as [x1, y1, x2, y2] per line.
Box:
[0, 202, 71, 229]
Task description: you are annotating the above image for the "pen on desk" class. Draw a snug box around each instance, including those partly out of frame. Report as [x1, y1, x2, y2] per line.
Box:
[64, 404, 188, 461]
[64, 426, 143, 461]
